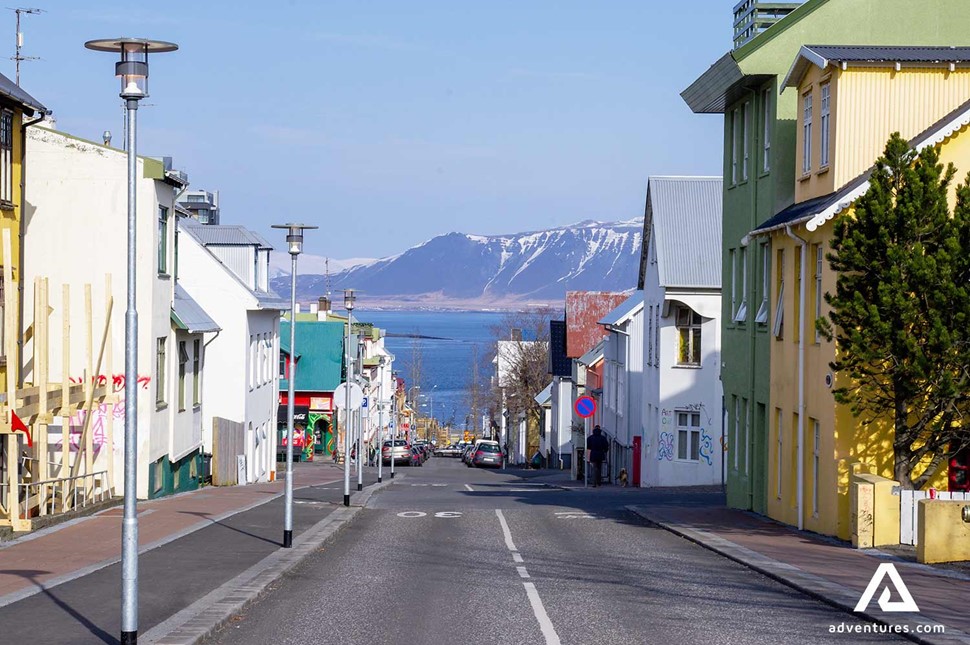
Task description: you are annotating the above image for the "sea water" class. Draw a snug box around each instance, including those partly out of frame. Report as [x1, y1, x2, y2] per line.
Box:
[354, 310, 506, 434]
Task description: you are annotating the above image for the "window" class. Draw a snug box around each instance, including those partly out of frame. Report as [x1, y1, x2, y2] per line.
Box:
[762, 87, 771, 173]
[741, 101, 749, 181]
[802, 93, 813, 174]
[676, 411, 702, 461]
[655, 307, 660, 367]
[755, 243, 769, 324]
[186, 194, 205, 202]
[742, 398, 750, 474]
[814, 245, 823, 343]
[156, 337, 167, 406]
[820, 84, 830, 168]
[729, 249, 737, 320]
[773, 249, 785, 338]
[734, 247, 748, 323]
[158, 206, 169, 275]
[192, 339, 201, 406]
[812, 419, 820, 516]
[647, 305, 654, 367]
[249, 335, 256, 390]
[178, 341, 188, 411]
[731, 108, 740, 184]
[675, 306, 702, 366]
[0, 110, 12, 204]
[280, 352, 287, 378]
[776, 408, 783, 499]
[733, 396, 740, 471]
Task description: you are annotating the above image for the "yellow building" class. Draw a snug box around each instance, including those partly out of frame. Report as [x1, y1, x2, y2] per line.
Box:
[0, 74, 46, 393]
[748, 46, 965, 539]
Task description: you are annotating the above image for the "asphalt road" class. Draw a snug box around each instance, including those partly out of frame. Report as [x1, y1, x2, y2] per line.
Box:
[205, 458, 904, 645]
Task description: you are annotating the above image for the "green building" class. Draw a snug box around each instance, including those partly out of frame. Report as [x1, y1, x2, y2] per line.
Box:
[682, 0, 970, 513]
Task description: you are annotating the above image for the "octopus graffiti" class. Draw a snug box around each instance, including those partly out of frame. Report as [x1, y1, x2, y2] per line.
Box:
[657, 431, 674, 461]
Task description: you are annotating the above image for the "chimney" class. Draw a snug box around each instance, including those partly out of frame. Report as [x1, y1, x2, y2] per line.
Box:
[319, 296, 331, 313]
[295, 303, 301, 315]
[511, 328, 523, 341]
[310, 302, 319, 314]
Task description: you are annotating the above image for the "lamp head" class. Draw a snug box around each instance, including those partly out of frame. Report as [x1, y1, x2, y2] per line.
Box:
[271, 223, 317, 256]
[84, 38, 178, 100]
[343, 288, 356, 311]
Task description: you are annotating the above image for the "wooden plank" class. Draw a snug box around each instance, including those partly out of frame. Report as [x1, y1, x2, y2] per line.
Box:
[37, 278, 49, 512]
[3, 230, 15, 424]
[61, 284, 71, 512]
[70, 290, 113, 482]
[83, 284, 93, 502]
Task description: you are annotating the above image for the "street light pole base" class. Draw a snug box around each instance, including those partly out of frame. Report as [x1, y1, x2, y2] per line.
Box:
[390, 472, 395, 479]
[378, 476, 382, 483]
[283, 530, 293, 548]
[343, 494, 350, 506]
[121, 630, 137, 645]
[357, 483, 362, 491]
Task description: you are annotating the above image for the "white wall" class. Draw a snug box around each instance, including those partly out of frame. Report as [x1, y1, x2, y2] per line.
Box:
[23, 127, 179, 498]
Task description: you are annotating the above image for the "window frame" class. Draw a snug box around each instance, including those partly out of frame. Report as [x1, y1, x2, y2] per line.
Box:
[802, 91, 813, 175]
[812, 419, 820, 516]
[674, 305, 702, 367]
[192, 338, 201, 407]
[819, 83, 831, 168]
[741, 101, 750, 182]
[177, 340, 188, 412]
[773, 249, 785, 338]
[762, 87, 771, 174]
[776, 408, 784, 499]
[158, 205, 169, 276]
[734, 246, 748, 324]
[755, 242, 769, 324]
[156, 337, 167, 407]
[0, 110, 13, 206]
[731, 108, 740, 185]
[675, 411, 702, 462]
[814, 244, 823, 344]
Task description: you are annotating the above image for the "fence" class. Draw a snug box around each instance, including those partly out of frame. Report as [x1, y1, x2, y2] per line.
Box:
[212, 417, 245, 486]
[3, 470, 110, 519]
[899, 489, 970, 545]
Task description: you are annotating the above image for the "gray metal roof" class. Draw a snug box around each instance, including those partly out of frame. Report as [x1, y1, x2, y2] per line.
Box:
[534, 382, 552, 406]
[784, 45, 970, 89]
[0, 71, 46, 115]
[182, 224, 275, 250]
[644, 177, 723, 289]
[599, 291, 644, 327]
[255, 291, 289, 310]
[172, 285, 221, 333]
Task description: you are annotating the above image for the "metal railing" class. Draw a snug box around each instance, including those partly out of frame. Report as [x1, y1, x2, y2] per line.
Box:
[16, 470, 110, 519]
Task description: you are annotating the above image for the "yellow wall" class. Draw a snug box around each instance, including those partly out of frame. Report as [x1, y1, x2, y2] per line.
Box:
[0, 107, 25, 393]
[769, 112, 968, 540]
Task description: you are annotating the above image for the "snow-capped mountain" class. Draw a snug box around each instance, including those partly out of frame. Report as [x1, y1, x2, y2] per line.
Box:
[268, 253, 376, 279]
[270, 219, 643, 307]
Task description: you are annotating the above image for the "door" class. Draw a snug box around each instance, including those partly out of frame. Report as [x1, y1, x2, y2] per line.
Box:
[632, 436, 642, 487]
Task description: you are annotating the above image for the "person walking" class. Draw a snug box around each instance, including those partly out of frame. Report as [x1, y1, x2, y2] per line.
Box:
[587, 425, 609, 487]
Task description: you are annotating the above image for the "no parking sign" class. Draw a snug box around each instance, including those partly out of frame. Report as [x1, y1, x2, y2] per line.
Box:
[574, 396, 596, 418]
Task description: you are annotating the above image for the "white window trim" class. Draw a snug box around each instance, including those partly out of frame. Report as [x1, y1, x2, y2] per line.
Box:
[814, 245, 823, 343]
[762, 88, 771, 173]
[812, 419, 820, 516]
[731, 108, 740, 185]
[742, 102, 750, 182]
[734, 247, 747, 323]
[733, 397, 740, 471]
[675, 411, 702, 462]
[773, 250, 785, 338]
[802, 92, 813, 174]
[820, 84, 831, 168]
[776, 409, 784, 499]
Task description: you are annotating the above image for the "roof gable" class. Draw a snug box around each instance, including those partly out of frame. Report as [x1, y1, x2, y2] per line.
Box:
[644, 177, 723, 289]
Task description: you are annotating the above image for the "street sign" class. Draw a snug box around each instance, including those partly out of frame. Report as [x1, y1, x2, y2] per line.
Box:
[362, 397, 369, 408]
[333, 382, 364, 410]
[574, 395, 596, 418]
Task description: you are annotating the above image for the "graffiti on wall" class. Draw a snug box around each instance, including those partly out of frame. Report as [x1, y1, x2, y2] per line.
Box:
[699, 428, 714, 466]
[657, 431, 674, 461]
[69, 374, 151, 393]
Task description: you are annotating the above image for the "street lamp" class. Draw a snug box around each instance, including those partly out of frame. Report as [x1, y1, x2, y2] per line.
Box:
[390, 370, 398, 479]
[342, 288, 356, 506]
[377, 356, 387, 483]
[271, 223, 317, 549]
[356, 330, 366, 492]
[84, 36, 177, 645]
[429, 384, 438, 440]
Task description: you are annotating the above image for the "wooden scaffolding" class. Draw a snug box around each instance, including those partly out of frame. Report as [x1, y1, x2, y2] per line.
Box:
[0, 231, 116, 531]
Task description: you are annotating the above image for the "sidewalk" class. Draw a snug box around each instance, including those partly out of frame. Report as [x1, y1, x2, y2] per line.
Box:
[629, 504, 970, 645]
[0, 460, 380, 645]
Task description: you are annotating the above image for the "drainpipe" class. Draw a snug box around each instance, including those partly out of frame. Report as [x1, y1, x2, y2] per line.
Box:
[17, 109, 48, 388]
[785, 224, 808, 531]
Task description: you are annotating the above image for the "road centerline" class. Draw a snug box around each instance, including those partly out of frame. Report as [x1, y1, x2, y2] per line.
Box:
[523, 582, 562, 645]
[495, 509, 518, 552]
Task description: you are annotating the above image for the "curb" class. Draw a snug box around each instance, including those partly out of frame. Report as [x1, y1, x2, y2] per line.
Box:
[144, 476, 398, 645]
[626, 506, 970, 645]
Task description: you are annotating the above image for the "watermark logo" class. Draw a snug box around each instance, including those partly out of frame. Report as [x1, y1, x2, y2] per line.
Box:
[854, 563, 919, 613]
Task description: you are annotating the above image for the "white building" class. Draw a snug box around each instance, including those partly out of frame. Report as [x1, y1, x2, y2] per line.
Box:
[599, 292, 645, 484]
[23, 126, 214, 498]
[493, 337, 545, 464]
[638, 176, 723, 488]
[177, 223, 287, 484]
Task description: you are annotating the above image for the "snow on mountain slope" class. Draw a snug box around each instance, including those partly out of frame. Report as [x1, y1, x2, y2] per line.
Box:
[270, 219, 643, 306]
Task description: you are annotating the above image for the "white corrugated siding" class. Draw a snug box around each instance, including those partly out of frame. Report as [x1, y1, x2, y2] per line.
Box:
[209, 245, 255, 289]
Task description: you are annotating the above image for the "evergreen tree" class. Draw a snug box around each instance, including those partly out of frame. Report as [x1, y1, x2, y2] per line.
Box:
[819, 133, 970, 489]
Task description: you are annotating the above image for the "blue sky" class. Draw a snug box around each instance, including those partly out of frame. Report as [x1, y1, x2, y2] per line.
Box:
[14, 1, 728, 258]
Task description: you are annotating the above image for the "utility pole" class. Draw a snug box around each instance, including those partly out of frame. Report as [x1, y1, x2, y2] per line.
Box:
[10, 7, 42, 86]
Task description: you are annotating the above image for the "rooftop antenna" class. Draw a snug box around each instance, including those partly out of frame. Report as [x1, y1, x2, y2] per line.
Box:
[9, 7, 43, 86]
[325, 257, 332, 298]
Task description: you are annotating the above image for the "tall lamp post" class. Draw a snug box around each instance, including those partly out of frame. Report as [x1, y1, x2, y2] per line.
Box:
[84, 37, 177, 645]
[342, 288, 356, 506]
[429, 384, 438, 440]
[377, 356, 386, 483]
[390, 370, 398, 479]
[271, 223, 317, 549]
[356, 330, 365, 492]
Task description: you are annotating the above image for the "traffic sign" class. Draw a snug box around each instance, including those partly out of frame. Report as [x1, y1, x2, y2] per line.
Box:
[362, 397, 369, 408]
[333, 382, 364, 409]
[574, 395, 596, 418]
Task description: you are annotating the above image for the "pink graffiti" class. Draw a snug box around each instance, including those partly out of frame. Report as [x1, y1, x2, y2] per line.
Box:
[56, 401, 126, 452]
[69, 374, 151, 393]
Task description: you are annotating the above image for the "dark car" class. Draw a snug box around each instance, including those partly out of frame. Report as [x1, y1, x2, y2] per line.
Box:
[407, 446, 424, 467]
[471, 441, 503, 468]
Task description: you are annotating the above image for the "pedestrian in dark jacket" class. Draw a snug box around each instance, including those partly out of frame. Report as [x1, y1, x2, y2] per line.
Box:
[587, 425, 609, 487]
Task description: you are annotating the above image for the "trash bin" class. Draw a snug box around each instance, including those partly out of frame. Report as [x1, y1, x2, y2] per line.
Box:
[202, 452, 213, 485]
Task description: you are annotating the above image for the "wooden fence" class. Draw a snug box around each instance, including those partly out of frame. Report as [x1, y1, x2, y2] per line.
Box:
[212, 417, 245, 486]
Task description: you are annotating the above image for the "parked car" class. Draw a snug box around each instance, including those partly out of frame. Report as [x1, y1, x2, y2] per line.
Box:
[471, 441, 502, 468]
[382, 440, 411, 465]
[414, 441, 432, 461]
[407, 446, 424, 467]
[463, 444, 478, 466]
[436, 444, 462, 457]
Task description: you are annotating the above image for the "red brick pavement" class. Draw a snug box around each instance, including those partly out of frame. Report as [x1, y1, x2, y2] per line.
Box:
[0, 461, 343, 601]
[646, 505, 970, 638]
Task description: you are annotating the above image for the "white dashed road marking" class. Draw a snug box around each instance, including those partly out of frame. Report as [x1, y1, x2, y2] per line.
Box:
[464, 484, 474, 492]
[494, 509, 561, 645]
